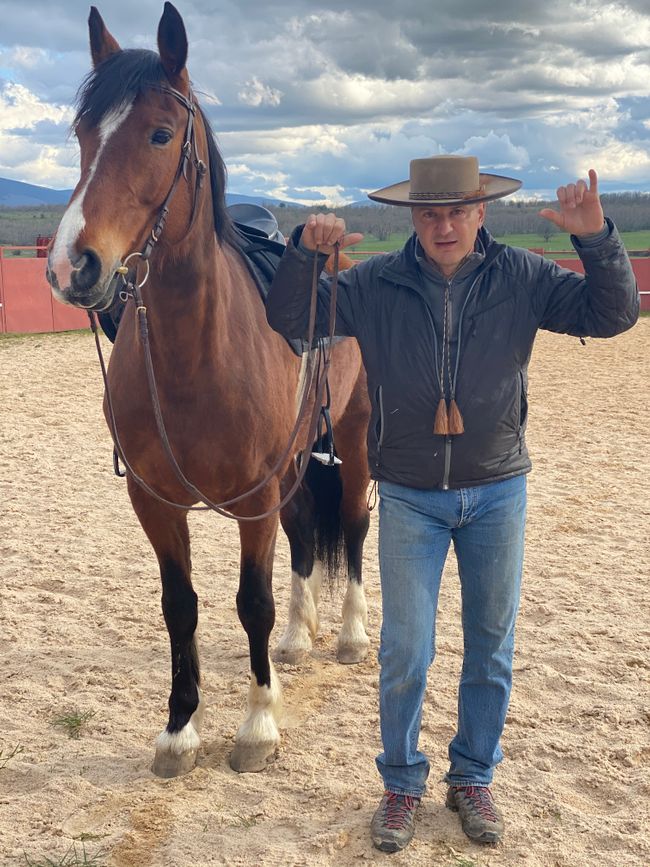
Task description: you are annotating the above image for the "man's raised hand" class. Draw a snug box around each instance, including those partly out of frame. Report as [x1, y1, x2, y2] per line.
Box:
[539, 169, 605, 237]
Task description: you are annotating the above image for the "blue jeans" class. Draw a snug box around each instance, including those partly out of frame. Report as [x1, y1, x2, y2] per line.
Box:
[375, 475, 527, 797]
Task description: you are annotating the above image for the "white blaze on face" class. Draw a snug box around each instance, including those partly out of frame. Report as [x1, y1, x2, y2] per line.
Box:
[50, 100, 134, 295]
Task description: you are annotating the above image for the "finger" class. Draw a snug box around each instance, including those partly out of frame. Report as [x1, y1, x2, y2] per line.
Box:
[311, 213, 337, 246]
[575, 178, 587, 205]
[565, 183, 577, 208]
[323, 217, 347, 247]
[539, 208, 564, 229]
[301, 214, 321, 250]
[588, 168, 598, 194]
[557, 186, 567, 208]
[340, 232, 364, 249]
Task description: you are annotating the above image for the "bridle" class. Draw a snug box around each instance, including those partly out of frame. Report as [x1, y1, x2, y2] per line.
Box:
[89, 83, 341, 522]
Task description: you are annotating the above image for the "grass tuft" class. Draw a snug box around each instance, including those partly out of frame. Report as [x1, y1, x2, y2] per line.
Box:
[0, 744, 25, 769]
[23, 842, 105, 866]
[52, 710, 96, 740]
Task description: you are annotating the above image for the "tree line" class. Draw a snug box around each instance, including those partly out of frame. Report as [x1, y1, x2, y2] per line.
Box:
[0, 192, 648, 247]
[268, 192, 650, 244]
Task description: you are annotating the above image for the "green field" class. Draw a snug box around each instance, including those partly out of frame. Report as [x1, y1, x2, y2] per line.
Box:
[348, 230, 650, 257]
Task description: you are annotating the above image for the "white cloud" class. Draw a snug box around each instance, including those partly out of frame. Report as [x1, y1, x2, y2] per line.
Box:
[0, 82, 71, 130]
[0, 0, 648, 199]
[237, 77, 283, 108]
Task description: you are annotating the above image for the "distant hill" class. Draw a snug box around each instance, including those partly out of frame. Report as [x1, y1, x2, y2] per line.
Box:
[0, 176, 303, 208]
[0, 177, 73, 207]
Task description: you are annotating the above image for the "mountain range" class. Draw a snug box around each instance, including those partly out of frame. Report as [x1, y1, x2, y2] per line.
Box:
[0, 176, 303, 209]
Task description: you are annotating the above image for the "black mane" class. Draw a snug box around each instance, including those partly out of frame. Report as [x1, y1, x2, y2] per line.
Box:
[74, 49, 234, 244]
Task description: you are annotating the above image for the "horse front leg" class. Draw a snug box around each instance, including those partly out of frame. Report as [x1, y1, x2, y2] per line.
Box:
[127, 478, 203, 778]
[230, 500, 283, 773]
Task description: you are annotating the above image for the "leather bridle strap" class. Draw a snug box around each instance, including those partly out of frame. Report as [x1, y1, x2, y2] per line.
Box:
[140, 85, 206, 263]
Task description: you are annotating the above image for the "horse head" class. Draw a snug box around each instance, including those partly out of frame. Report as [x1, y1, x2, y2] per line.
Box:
[48, 3, 228, 310]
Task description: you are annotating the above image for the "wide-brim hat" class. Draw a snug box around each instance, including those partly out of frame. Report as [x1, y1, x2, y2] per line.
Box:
[368, 155, 522, 207]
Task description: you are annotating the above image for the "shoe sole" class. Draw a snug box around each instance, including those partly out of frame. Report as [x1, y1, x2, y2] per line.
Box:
[373, 840, 402, 853]
[372, 832, 413, 853]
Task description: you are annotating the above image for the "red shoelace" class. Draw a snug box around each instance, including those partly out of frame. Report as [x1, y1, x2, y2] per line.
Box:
[382, 792, 419, 829]
[455, 786, 499, 822]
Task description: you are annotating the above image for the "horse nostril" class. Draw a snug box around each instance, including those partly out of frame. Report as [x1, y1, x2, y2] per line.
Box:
[70, 247, 102, 293]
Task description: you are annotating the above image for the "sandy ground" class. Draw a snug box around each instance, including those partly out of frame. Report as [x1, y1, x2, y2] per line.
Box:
[1, 320, 648, 867]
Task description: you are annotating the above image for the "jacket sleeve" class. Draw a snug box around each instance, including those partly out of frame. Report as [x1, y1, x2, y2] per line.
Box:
[532, 219, 639, 337]
[265, 227, 360, 340]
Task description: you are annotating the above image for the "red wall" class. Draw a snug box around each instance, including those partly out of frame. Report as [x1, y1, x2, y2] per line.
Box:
[0, 248, 89, 334]
[1, 248, 648, 334]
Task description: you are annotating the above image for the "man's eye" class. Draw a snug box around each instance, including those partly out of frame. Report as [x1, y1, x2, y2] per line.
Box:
[151, 129, 173, 145]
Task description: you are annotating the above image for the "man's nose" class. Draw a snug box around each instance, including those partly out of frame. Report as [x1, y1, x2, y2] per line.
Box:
[435, 218, 454, 234]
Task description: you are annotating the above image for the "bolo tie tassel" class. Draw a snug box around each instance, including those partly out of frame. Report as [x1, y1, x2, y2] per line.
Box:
[448, 398, 464, 435]
[433, 398, 449, 435]
[434, 281, 465, 436]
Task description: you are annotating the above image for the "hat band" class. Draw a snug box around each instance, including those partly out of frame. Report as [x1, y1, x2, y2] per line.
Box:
[409, 187, 484, 201]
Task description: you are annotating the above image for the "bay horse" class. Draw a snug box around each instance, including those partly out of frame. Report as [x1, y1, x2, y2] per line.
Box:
[47, 2, 371, 777]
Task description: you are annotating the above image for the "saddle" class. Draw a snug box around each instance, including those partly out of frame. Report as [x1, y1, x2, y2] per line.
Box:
[97, 206, 327, 357]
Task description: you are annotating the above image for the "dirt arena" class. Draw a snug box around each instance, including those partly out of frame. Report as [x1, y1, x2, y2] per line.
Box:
[1, 319, 648, 867]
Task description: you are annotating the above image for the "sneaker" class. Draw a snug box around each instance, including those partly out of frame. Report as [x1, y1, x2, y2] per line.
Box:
[446, 785, 504, 844]
[370, 790, 420, 853]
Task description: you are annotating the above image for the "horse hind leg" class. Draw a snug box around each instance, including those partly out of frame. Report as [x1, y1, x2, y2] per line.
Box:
[337, 507, 370, 664]
[275, 474, 324, 664]
[334, 379, 371, 664]
[230, 505, 283, 773]
[127, 479, 203, 778]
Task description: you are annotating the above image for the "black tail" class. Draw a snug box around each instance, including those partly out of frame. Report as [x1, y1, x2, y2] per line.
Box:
[304, 455, 345, 578]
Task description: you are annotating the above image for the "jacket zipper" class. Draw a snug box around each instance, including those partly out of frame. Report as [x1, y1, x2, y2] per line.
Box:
[441, 272, 482, 490]
[423, 297, 454, 489]
[442, 279, 453, 489]
[442, 435, 452, 490]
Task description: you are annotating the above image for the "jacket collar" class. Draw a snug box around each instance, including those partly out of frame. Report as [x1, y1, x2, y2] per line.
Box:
[379, 226, 497, 291]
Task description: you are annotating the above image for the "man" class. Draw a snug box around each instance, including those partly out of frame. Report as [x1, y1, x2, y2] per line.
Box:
[265, 155, 639, 852]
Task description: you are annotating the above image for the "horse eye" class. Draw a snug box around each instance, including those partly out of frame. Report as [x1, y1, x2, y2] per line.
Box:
[151, 129, 173, 145]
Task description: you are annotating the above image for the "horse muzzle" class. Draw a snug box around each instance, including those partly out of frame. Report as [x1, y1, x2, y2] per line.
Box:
[47, 246, 120, 312]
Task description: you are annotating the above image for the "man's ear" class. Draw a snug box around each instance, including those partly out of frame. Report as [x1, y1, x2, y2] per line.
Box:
[477, 203, 486, 228]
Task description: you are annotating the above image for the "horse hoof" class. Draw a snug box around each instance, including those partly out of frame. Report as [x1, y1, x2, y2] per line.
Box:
[151, 747, 197, 778]
[337, 641, 369, 665]
[229, 741, 278, 773]
[273, 645, 309, 665]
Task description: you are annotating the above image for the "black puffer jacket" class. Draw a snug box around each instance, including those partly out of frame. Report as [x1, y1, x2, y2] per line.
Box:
[266, 221, 639, 490]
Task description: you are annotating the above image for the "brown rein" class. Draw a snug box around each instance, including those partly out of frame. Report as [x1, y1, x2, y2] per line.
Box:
[89, 84, 340, 522]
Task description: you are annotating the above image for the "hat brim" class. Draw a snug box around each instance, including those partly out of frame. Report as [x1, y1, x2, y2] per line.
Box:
[367, 172, 522, 207]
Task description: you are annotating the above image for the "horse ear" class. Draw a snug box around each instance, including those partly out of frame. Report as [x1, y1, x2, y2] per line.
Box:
[157, 2, 189, 85]
[88, 7, 121, 67]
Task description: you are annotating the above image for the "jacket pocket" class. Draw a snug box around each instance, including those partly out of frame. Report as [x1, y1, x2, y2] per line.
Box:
[374, 385, 385, 467]
[517, 370, 528, 452]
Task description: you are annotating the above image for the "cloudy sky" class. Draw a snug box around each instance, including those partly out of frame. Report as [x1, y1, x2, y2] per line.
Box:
[1, 0, 649, 204]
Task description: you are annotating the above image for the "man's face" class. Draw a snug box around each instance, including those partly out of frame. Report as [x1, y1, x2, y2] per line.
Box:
[411, 203, 485, 276]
